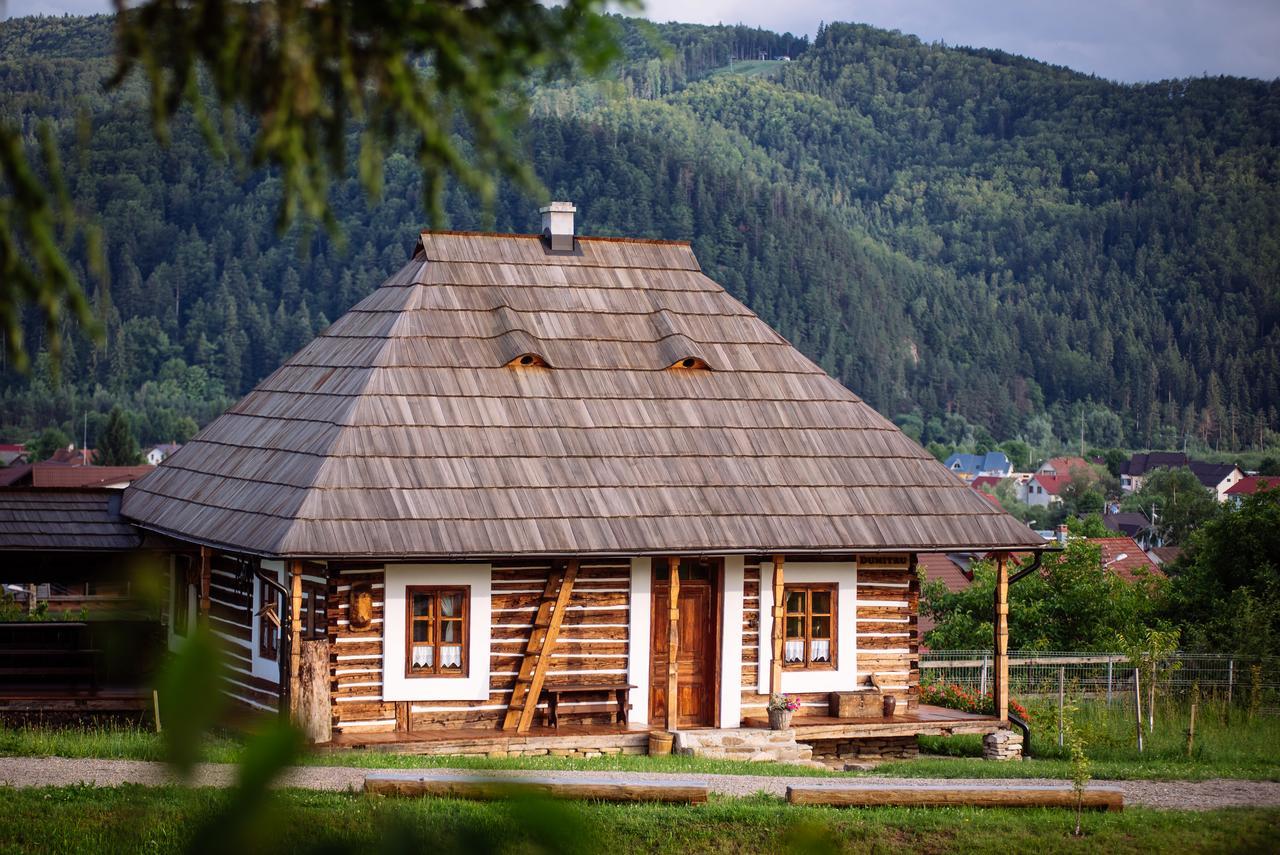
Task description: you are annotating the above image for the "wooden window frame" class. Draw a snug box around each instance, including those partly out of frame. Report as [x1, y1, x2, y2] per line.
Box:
[259, 577, 280, 661]
[404, 586, 470, 678]
[302, 580, 327, 641]
[782, 583, 837, 671]
[172, 556, 191, 638]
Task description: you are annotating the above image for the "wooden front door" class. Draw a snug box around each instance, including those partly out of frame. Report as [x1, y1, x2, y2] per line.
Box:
[650, 559, 719, 728]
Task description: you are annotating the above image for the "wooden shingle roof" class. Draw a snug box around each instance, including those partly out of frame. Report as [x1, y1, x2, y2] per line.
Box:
[0, 489, 142, 551]
[121, 231, 1046, 558]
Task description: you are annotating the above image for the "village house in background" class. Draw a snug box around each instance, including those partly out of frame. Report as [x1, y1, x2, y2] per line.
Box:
[3, 205, 1047, 765]
[943, 451, 1013, 481]
[0, 444, 26, 467]
[143, 443, 182, 466]
[1119, 451, 1243, 501]
[1225, 475, 1276, 506]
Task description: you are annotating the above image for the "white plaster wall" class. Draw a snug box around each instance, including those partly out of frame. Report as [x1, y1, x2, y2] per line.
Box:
[720, 555, 744, 727]
[382, 564, 492, 702]
[756, 561, 857, 695]
[626, 557, 652, 725]
[251, 559, 286, 682]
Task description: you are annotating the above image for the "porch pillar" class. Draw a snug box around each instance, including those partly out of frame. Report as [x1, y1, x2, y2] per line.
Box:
[288, 560, 303, 716]
[666, 556, 680, 731]
[770, 554, 784, 696]
[993, 553, 1009, 722]
[197, 546, 212, 625]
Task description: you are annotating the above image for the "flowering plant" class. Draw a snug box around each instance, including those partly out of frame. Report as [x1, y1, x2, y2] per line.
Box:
[768, 693, 801, 712]
[919, 680, 1031, 722]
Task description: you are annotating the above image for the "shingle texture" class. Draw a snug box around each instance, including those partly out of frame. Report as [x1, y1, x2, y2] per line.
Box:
[0, 489, 141, 551]
[122, 232, 1047, 558]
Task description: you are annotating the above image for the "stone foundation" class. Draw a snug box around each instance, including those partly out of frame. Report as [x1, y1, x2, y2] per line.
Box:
[327, 731, 650, 758]
[808, 735, 919, 767]
[674, 728, 813, 764]
[982, 729, 1023, 761]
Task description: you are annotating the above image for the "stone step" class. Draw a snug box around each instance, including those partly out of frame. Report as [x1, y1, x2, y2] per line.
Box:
[673, 727, 813, 764]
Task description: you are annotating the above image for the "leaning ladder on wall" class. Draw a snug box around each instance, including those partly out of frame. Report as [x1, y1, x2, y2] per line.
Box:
[502, 560, 579, 733]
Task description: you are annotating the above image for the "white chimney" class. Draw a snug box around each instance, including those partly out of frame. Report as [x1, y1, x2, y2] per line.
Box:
[540, 201, 576, 252]
[1056, 524, 1069, 546]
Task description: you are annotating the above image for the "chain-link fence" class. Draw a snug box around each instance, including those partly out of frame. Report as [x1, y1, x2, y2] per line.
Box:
[921, 650, 1280, 708]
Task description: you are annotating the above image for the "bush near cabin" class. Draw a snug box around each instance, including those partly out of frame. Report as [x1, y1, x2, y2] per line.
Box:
[921, 539, 1167, 651]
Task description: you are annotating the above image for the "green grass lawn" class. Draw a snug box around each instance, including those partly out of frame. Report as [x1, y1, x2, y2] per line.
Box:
[0, 723, 836, 778]
[4, 696, 1278, 781]
[901, 697, 1280, 781]
[0, 785, 1276, 855]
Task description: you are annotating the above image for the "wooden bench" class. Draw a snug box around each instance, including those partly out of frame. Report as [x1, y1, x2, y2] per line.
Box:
[365, 771, 707, 804]
[786, 783, 1123, 811]
[540, 681, 635, 728]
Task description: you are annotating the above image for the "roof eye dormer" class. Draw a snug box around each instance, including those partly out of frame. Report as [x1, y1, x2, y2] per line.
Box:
[670, 356, 711, 371]
[507, 352, 549, 368]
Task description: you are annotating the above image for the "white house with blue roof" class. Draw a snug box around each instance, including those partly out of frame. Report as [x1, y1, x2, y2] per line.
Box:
[943, 451, 1014, 481]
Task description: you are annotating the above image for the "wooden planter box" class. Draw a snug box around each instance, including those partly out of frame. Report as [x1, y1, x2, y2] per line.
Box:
[829, 691, 882, 718]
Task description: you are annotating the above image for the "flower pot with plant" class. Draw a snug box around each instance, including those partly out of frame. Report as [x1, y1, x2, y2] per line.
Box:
[767, 693, 800, 729]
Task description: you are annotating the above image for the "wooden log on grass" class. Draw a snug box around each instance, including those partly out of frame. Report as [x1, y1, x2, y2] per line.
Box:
[786, 784, 1123, 811]
[364, 772, 709, 804]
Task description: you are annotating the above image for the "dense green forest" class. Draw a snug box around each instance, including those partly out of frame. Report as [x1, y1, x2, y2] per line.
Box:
[1, 14, 1278, 457]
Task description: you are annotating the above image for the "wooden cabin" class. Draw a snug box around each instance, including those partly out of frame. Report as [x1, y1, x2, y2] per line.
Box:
[103, 203, 1044, 760]
[0, 489, 165, 717]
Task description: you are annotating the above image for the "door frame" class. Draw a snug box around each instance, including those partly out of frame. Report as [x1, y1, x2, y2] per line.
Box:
[648, 557, 724, 728]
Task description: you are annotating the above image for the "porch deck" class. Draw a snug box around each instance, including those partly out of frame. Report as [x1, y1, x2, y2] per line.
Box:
[742, 704, 1002, 740]
[321, 705, 999, 756]
[322, 722, 653, 758]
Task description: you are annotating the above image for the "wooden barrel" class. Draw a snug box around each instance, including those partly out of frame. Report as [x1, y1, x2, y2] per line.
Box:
[648, 731, 674, 756]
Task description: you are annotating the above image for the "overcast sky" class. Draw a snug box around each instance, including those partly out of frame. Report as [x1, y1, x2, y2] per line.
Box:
[4, 1, 1278, 83]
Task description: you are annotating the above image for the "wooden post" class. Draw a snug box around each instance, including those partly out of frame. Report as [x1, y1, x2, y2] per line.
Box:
[993, 554, 1010, 722]
[666, 557, 681, 732]
[1148, 650, 1156, 734]
[289, 560, 303, 717]
[1133, 668, 1144, 753]
[1057, 666, 1065, 747]
[197, 546, 212, 625]
[1186, 699, 1197, 758]
[770, 554, 785, 697]
[298, 639, 332, 743]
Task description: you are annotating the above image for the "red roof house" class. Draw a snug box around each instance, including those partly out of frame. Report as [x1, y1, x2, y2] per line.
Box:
[1226, 475, 1277, 498]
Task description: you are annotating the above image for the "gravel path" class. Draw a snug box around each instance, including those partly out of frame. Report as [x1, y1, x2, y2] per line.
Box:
[1, 756, 1278, 811]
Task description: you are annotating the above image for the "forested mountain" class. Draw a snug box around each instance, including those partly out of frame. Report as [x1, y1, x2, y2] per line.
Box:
[2, 14, 1278, 457]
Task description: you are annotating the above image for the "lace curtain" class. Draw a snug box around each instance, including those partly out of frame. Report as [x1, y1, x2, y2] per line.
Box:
[809, 639, 831, 662]
[411, 645, 433, 668]
[784, 640, 804, 662]
[439, 645, 462, 668]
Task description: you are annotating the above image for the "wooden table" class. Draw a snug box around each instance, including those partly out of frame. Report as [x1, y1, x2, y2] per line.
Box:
[540, 681, 635, 728]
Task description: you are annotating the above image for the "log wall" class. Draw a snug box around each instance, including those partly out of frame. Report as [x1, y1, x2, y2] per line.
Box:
[207, 553, 279, 713]
[329, 558, 632, 735]
[204, 553, 325, 715]
[739, 555, 919, 721]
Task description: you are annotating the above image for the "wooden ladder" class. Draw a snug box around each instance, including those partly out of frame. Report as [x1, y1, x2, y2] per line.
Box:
[502, 559, 579, 732]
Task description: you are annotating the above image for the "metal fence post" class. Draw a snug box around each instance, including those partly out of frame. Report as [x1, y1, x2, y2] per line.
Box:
[1134, 667, 1144, 753]
[1107, 657, 1113, 706]
[1228, 659, 1234, 706]
[980, 658, 988, 697]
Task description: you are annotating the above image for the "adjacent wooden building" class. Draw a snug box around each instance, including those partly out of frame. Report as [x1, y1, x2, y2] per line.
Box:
[96, 204, 1045, 754]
